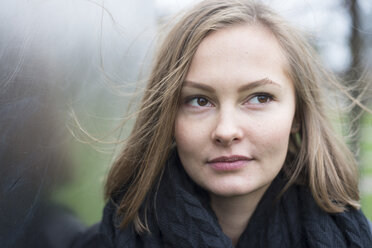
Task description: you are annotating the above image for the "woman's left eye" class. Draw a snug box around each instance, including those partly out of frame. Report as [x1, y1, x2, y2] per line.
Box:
[247, 94, 273, 104]
[187, 97, 213, 107]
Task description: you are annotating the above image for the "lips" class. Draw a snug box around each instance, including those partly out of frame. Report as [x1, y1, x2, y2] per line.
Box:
[207, 155, 253, 171]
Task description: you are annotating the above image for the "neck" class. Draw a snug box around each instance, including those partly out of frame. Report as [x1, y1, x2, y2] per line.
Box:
[210, 185, 269, 246]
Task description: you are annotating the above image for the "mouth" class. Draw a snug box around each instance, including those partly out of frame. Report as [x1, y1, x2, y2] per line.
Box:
[207, 155, 253, 171]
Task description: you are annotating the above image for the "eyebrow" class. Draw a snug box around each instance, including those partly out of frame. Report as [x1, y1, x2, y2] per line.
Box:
[183, 78, 282, 92]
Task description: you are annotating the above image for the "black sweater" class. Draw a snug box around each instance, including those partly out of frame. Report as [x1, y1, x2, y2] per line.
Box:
[73, 152, 372, 247]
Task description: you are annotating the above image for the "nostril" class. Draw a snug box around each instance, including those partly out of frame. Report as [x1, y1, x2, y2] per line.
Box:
[214, 136, 239, 146]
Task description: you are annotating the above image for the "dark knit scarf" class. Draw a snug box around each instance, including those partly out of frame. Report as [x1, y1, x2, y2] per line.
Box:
[87, 152, 372, 248]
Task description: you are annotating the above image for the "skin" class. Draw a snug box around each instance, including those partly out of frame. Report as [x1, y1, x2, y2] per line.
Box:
[174, 24, 296, 245]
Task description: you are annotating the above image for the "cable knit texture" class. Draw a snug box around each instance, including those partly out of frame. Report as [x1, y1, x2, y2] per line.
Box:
[75, 152, 372, 247]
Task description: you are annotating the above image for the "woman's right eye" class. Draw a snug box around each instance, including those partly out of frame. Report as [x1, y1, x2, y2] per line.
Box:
[187, 97, 213, 107]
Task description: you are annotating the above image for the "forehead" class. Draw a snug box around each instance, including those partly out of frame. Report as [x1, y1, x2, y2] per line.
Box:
[200, 23, 284, 53]
[186, 23, 291, 89]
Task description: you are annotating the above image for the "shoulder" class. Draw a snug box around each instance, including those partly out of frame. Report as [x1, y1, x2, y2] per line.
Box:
[292, 184, 372, 246]
[71, 200, 136, 248]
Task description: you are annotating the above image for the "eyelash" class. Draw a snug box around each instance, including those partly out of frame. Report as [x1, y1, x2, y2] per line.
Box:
[185, 93, 274, 108]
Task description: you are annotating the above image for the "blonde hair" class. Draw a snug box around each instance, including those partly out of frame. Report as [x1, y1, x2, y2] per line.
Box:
[105, 0, 360, 232]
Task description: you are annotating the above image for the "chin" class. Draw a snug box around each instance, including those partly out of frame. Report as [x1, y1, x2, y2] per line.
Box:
[204, 176, 272, 199]
[206, 182, 259, 197]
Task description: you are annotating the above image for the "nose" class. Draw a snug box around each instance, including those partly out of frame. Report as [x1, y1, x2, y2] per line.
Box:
[211, 108, 243, 146]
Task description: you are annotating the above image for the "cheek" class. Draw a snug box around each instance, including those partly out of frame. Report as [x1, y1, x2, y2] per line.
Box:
[174, 114, 204, 156]
[174, 114, 209, 176]
[250, 111, 294, 157]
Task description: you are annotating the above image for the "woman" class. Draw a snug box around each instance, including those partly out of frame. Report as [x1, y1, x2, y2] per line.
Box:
[74, 0, 372, 247]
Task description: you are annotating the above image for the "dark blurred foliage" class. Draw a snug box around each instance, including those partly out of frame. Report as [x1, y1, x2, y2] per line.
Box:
[0, 39, 84, 247]
[0, 0, 155, 246]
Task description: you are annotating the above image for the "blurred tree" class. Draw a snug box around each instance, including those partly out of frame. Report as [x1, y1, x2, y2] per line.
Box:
[343, 0, 369, 158]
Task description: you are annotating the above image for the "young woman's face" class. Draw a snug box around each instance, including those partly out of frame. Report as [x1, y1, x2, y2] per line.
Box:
[174, 24, 296, 199]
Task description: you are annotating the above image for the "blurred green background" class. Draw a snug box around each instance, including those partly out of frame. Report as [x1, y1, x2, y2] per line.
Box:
[360, 113, 372, 221]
